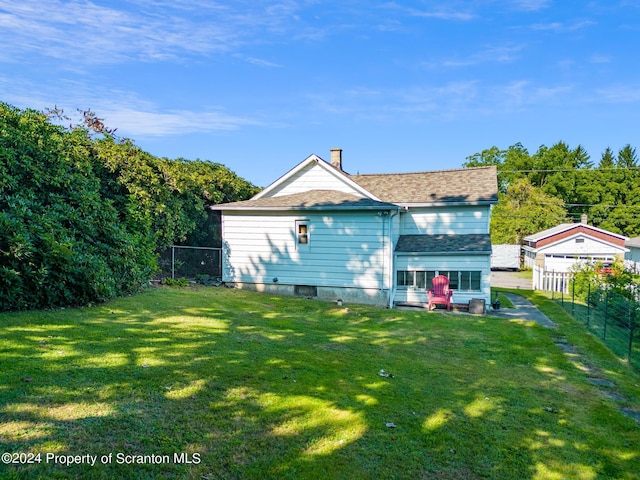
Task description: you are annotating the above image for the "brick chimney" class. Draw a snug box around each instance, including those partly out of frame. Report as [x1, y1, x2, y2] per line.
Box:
[330, 148, 343, 170]
[581, 214, 588, 225]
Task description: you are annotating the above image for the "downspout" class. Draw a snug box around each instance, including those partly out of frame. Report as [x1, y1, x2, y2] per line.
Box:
[387, 208, 400, 309]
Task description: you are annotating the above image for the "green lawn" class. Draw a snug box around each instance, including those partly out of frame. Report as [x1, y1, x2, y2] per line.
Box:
[1, 287, 639, 479]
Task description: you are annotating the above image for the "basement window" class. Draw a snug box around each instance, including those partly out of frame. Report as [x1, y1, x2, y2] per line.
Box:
[294, 285, 317, 297]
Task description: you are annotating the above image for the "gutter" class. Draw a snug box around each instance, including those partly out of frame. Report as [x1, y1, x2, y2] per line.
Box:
[209, 205, 399, 212]
[395, 201, 498, 208]
[387, 209, 400, 309]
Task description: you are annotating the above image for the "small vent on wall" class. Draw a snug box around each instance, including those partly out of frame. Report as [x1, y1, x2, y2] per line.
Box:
[294, 285, 318, 297]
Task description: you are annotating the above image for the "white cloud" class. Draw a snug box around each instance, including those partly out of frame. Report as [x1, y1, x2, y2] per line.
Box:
[407, 8, 475, 21]
[238, 56, 282, 68]
[99, 107, 262, 136]
[380, 2, 475, 21]
[530, 19, 595, 32]
[496, 80, 573, 107]
[595, 85, 640, 104]
[510, 0, 551, 12]
[0, 0, 305, 64]
[434, 44, 523, 68]
[589, 53, 612, 64]
[0, 76, 265, 136]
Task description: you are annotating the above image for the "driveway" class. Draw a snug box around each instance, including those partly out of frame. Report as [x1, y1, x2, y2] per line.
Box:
[491, 270, 532, 290]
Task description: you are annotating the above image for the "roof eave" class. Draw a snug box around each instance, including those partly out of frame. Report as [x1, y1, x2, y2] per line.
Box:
[210, 205, 400, 212]
[397, 200, 497, 208]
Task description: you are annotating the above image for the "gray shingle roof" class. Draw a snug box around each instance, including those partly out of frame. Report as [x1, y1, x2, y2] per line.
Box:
[395, 234, 493, 254]
[627, 236, 640, 248]
[522, 224, 576, 242]
[350, 166, 498, 204]
[210, 190, 398, 211]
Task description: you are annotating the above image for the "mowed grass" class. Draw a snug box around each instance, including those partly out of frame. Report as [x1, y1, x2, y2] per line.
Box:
[1, 287, 639, 480]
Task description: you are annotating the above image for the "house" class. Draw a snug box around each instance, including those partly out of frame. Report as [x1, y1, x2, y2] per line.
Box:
[522, 216, 629, 292]
[625, 237, 640, 273]
[211, 149, 498, 308]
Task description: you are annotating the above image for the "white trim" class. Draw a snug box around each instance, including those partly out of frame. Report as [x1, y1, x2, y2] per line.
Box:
[526, 231, 629, 254]
[523, 223, 628, 243]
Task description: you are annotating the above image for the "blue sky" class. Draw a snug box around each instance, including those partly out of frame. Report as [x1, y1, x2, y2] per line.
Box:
[2, 1, 639, 187]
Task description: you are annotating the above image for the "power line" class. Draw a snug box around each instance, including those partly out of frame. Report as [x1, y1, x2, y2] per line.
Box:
[497, 167, 640, 173]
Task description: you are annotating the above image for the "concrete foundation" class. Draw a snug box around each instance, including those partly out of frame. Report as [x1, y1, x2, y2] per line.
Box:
[227, 282, 390, 307]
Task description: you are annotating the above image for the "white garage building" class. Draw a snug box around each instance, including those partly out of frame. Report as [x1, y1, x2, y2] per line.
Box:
[522, 218, 628, 293]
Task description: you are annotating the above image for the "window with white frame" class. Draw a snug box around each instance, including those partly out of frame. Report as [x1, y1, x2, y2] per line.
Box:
[397, 269, 481, 291]
[296, 220, 309, 247]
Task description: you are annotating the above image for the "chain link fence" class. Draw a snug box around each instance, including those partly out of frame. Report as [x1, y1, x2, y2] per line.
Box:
[155, 246, 222, 284]
[552, 279, 639, 371]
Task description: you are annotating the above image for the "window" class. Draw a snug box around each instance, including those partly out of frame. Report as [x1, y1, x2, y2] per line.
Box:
[397, 270, 415, 287]
[397, 269, 481, 291]
[296, 220, 309, 246]
[459, 271, 481, 291]
[294, 285, 317, 297]
[439, 271, 457, 289]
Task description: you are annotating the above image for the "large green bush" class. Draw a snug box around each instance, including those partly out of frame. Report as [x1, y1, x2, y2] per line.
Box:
[0, 103, 258, 311]
[0, 104, 157, 310]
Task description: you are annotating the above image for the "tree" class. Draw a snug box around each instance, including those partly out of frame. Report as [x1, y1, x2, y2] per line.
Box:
[490, 178, 567, 244]
[599, 147, 616, 169]
[617, 144, 638, 169]
[463, 143, 531, 193]
[467, 141, 640, 238]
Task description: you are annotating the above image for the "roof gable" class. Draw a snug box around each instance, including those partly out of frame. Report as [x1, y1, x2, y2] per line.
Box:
[523, 224, 628, 249]
[253, 154, 379, 201]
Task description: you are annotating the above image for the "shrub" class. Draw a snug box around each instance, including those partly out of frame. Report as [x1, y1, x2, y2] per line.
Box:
[0, 104, 156, 310]
[163, 277, 189, 287]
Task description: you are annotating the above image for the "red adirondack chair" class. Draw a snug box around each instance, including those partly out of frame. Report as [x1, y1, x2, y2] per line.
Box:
[427, 275, 453, 311]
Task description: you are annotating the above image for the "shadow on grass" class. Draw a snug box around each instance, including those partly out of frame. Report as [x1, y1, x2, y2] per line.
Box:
[1, 287, 639, 479]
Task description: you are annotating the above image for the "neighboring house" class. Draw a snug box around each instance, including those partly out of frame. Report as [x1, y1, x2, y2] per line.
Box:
[211, 149, 498, 308]
[522, 217, 629, 292]
[625, 237, 640, 273]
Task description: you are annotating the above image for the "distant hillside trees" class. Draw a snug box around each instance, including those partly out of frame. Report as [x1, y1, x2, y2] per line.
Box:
[465, 141, 640, 243]
[0, 103, 258, 311]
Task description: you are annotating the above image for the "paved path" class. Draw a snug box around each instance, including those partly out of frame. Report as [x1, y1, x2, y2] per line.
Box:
[491, 292, 557, 328]
[491, 270, 532, 289]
